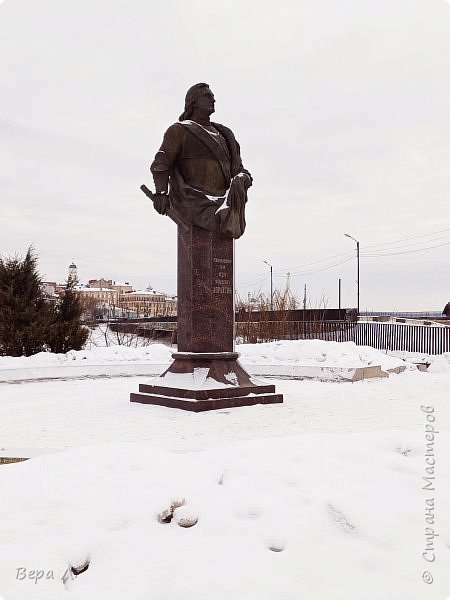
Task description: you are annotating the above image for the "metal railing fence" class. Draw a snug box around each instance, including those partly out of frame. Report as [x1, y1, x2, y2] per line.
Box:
[235, 320, 450, 354]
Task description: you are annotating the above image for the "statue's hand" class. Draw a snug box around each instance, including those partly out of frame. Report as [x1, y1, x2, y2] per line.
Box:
[234, 173, 252, 191]
[153, 193, 170, 215]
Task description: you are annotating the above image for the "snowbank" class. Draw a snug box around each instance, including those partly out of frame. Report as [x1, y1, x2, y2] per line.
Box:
[388, 350, 450, 373]
[0, 344, 173, 370]
[237, 339, 407, 372]
[0, 339, 409, 372]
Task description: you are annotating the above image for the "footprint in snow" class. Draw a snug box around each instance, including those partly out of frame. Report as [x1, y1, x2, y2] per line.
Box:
[327, 503, 357, 535]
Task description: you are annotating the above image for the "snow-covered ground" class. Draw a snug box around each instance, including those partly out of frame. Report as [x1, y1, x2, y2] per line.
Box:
[1, 339, 450, 600]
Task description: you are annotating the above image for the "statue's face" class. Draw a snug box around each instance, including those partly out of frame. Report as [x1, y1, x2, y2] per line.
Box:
[195, 88, 215, 115]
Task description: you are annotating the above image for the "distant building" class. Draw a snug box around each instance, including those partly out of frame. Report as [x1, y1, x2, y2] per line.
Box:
[74, 285, 119, 305]
[47, 264, 176, 318]
[68, 262, 78, 282]
[112, 281, 133, 294]
[88, 278, 113, 289]
[119, 289, 177, 317]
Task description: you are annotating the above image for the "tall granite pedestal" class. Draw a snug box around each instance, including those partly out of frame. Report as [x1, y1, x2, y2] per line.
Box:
[130, 226, 283, 411]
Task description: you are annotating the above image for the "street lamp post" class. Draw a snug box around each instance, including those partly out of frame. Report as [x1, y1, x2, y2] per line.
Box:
[345, 233, 360, 316]
[263, 260, 273, 311]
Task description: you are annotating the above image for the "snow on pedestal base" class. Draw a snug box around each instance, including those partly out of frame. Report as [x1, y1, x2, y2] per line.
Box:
[130, 352, 283, 411]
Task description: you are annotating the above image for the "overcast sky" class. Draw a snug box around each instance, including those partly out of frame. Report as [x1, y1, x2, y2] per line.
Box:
[1, 0, 449, 310]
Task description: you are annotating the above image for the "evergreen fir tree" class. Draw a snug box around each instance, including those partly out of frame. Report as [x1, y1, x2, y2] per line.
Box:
[0, 247, 52, 356]
[0, 247, 89, 357]
[48, 274, 89, 353]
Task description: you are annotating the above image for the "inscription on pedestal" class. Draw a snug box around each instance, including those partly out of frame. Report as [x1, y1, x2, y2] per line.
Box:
[213, 257, 233, 294]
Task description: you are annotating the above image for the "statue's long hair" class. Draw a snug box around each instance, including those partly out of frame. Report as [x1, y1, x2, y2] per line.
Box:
[179, 83, 210, 121]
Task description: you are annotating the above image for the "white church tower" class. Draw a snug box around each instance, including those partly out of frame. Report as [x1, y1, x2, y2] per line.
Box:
[68, 261, 78, 283]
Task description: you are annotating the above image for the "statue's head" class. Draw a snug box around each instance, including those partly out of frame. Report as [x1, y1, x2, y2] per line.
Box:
[179, 83, 215, 121]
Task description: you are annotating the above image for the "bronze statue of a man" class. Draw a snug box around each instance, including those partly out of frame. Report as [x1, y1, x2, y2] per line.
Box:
[147, 83, 252, 239]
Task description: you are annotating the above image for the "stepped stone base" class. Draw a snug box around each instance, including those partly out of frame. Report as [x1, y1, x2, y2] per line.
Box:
[130, 352, 283, 412]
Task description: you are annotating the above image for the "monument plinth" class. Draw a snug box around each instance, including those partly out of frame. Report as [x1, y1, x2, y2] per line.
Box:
[177, 226, 234, 353]
[130, 227, 283, 411]
[130, 83, 283, 410]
